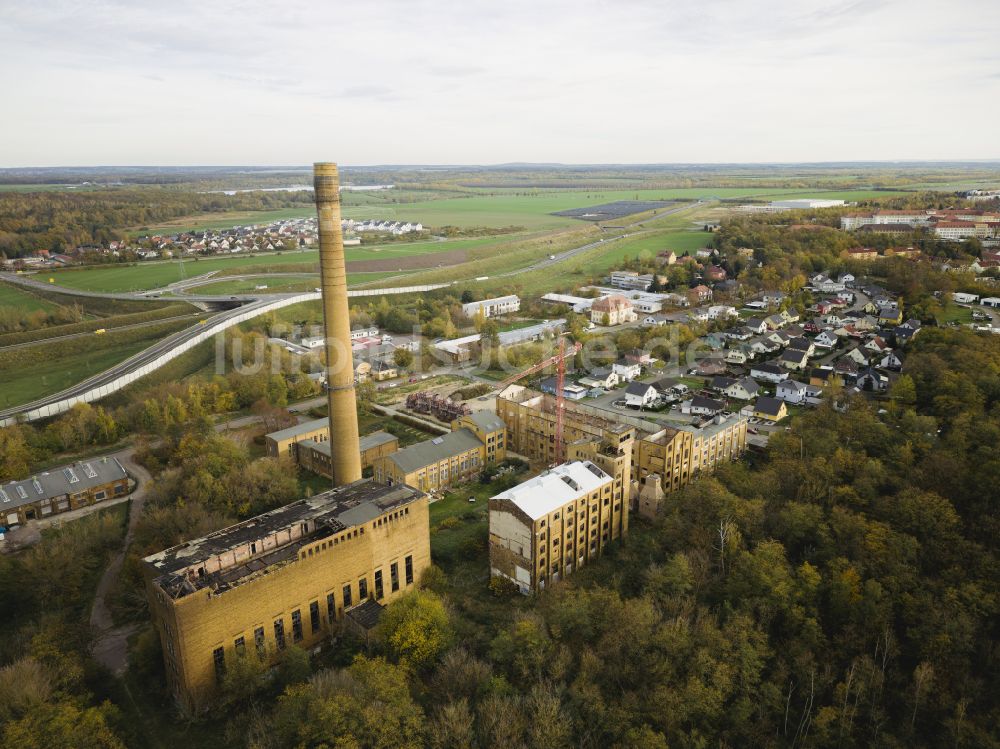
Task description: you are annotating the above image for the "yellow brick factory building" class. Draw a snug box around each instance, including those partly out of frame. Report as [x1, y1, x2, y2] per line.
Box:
[143, 480, 430, 711]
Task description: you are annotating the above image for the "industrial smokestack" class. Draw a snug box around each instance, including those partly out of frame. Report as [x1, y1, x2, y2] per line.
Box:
[314, 163, 362, 486]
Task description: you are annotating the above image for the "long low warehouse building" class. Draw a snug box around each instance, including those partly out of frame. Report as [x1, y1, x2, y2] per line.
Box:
[1, 457, 130, 528]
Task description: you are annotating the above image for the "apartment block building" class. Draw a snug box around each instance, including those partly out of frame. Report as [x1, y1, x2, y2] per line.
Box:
[489, 460, 626, 593]
[609, 270, 654, 291]
[143, 480, 430, 711]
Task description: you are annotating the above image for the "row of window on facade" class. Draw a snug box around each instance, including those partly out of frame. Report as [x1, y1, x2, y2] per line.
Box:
[211, 555, 415, 681]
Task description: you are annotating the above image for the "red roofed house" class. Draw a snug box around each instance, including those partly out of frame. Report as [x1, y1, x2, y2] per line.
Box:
[687, 285, 713, 304]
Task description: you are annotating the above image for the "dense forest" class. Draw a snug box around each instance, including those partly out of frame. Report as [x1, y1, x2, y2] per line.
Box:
[0, 189, 314, 257]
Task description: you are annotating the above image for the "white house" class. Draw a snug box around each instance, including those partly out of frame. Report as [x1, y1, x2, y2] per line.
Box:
[725, 348, 750, 365]
[624, 381, 659, 408]
[864, 337, 891, 355]
[682, 395, 725, 416]
[707, 305, 738, 320]
[725, 377, 760, 400]
[760, 291, 787, 307]
[814, 330, 839, 349]
[751, 363, 789, 383]
[578, 367, 619, 390]
[812, 274, 846, 293]
[843, 347, 870, 366]
[750, 338, 780, 356]
[612, 361, 642, 382]
[880, 351, 903, 370]
[776, 379, 809, 404]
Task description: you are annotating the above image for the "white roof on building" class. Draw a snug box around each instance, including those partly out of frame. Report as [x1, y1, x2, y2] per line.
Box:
[434, 319, 566, 354]
[493, 461, 611, 520]
[541, 293, 594, 311]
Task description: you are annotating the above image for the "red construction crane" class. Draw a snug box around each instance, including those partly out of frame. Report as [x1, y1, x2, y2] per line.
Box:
[553, 337, 568, 464]
[496, 336, 580, 465]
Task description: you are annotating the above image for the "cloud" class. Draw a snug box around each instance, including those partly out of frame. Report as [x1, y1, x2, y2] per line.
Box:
[0, 0, 998, 164]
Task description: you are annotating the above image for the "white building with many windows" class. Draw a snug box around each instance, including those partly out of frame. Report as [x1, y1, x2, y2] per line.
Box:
[462, 295, 521, 318]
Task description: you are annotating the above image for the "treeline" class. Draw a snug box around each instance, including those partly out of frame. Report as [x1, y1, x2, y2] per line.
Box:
[0, 189, 314, 257]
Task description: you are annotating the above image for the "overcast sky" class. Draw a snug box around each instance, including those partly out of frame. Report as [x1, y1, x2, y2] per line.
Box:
[2, 0, 998, 166]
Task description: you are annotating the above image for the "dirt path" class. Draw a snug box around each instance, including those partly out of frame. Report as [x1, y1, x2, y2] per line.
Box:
[90, 449, 152, 675]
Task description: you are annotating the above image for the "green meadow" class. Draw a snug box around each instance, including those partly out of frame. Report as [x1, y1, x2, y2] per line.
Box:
[40, 236, 509, 292]
[0, 281, 61, 314]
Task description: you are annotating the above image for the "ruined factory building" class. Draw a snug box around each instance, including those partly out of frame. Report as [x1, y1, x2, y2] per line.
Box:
[143, 480, 430, 712]
[489, 461, 626, 594]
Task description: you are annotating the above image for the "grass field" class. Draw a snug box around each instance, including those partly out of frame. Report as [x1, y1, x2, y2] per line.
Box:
[0, 281, 61, 314]
[936, 303, 974, 324]
[396, 202, 716, 297]
[1, 338, 155, 408]
[39, 236, 516, 293]
[127, 186, 883, 237]
[130, 206, 314, 235]
[342, 187, 920, 231]
[341, 188, 709, 229]
[572, 229, 713, 272]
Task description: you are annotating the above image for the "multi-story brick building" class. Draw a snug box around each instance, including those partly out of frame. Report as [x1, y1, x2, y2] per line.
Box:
[489, 460, 627, 593]
[264, 419, 399, 473]
[372, 411, 506, 493]
[496, 386, 746, 509]
[143, 480, 430, 712]
[264, 418, 332, 459]
[297, 431, 399, 477]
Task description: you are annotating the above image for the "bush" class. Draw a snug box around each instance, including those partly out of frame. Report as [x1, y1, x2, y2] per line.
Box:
[488, 576, 520, 599]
